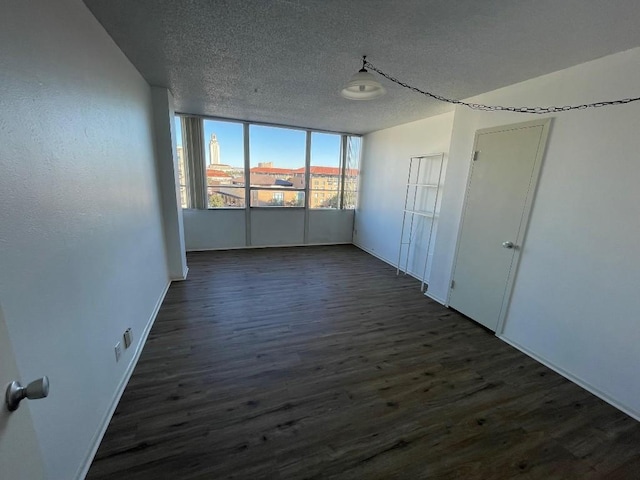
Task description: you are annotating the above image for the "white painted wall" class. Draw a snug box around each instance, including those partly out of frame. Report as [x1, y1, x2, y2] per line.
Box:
[354, 112, 455, 281]
[429, 47, 640, 418]
[0, 1, 171, 478]
[151, 87, 188, 280]
[251, 209, 305, 246]
[184, 209, 354, 250]
[308, 210, 354, 244]
[184, 209, 247, 250]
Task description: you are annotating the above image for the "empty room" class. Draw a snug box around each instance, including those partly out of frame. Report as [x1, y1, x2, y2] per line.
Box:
[2, 1, 640, 479]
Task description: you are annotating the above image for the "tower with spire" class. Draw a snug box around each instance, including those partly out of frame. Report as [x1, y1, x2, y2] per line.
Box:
[208, 133, 220, 165]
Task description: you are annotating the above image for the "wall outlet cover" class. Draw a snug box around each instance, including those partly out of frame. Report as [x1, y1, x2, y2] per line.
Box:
[123, 328, 133, 349]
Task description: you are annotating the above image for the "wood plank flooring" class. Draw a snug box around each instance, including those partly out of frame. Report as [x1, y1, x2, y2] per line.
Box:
[87, 245, 640, 479]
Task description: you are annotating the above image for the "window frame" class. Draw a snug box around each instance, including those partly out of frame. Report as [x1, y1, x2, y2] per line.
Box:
[174, 114, 361, 211]
[308, 131, 343, 210]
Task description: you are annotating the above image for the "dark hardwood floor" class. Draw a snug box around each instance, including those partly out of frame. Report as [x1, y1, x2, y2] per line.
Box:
[87, 245, 640, 479]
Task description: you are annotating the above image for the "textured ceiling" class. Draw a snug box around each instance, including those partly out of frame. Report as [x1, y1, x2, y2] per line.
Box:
[84, 0, 640, 134]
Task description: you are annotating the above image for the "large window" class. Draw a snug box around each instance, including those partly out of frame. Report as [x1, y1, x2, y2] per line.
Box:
[249, 125, 306, 207]
[175, 115, 360, 210]
[202, 119, 245, 208]
[310, 132, 341, 209]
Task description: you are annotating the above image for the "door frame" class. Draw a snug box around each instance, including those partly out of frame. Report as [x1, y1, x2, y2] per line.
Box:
[447, 118, 552, 334]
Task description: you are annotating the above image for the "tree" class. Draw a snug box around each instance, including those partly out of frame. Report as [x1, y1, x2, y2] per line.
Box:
[344, 192, 357, 209]
[286, 195, 305, 207]
[324, 194, 340, 209]
[208, 193, 225, 208]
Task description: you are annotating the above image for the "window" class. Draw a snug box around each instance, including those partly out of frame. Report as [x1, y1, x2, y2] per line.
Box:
[249, 125, 305, 207]
[344, 136, 361, 209]
[310, 132, 341, 209]
[175, 115, 360, 210]
[203, 119, 245, 208]
[174, 116, 188, 208]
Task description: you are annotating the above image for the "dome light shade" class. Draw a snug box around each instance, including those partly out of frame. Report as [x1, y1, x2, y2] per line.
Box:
[341, 57, 386, 100]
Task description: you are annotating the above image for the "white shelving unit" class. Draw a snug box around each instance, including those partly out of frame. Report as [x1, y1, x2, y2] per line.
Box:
[396, 153, 444, 291]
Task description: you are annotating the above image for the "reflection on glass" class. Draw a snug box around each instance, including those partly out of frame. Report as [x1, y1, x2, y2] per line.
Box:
[250, 189, 305, 207]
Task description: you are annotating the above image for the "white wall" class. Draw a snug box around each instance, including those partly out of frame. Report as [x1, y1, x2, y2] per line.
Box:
[0, 1, 171, 478]
[151, 87, 188, 280]
[354, 112, 455, 281]
[308, 210, 354, 244]
[184, 209, 354, 250]
[251, 209, 305, 246]
[184, 209, 247, 250]
[429, 47, 640, 418]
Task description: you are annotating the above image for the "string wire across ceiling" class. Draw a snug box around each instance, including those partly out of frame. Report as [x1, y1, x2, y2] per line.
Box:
[344, 56, 640, 114]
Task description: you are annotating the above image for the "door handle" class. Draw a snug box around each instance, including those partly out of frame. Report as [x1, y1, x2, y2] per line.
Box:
[5, 376, 49, 412]
[502, 241, 515, 249]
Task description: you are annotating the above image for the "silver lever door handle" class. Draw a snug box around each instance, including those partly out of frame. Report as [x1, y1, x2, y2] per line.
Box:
[502, 241, 515, 249]
[5, 376, 49, 412]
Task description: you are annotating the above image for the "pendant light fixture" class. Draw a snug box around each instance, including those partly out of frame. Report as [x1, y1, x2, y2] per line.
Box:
[341, 56, 386, 100]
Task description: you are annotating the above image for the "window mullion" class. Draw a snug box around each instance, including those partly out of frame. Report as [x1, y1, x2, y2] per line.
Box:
[303, 130, 311, 243]
[243, 122, 251, 246]
[339, 135, 347, 210]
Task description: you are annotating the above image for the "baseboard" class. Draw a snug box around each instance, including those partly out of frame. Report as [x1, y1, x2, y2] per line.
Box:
[352, 242, 426, 283]
[498, 334, 640, 422]
[187, 242, 352, 252]
[424, 290, 447, 305]
[75, 281, 171, 480]
[171, 266, 189, 281]
[352, 241, 393, 265]
[353, 243, 447, 306]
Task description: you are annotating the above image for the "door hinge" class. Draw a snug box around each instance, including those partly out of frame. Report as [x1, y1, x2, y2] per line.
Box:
[450, 280, 455, 289]
[472, 151, 479, 161]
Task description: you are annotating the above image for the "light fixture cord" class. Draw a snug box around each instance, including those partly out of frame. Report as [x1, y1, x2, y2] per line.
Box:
[363, 59, 640, 114]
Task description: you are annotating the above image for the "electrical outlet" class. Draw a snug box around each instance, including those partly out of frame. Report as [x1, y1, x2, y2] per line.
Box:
[123, 328, 133, 349]
[114, 342, 122, 362]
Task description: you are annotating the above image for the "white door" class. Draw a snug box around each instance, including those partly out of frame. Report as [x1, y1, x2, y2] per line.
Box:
[0, 304, 45, 479]
[449, 119, 551, 331]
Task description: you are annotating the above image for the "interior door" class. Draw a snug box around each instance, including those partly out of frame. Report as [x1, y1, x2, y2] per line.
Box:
[449, 119, 550, 331]
[0, 304, 45, 479]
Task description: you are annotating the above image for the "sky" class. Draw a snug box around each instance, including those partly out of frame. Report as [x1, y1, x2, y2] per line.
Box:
[175, 117, 345, 169]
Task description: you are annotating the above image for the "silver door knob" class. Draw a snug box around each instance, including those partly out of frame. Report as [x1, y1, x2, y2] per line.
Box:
[5, 376, 49, 412]
[502, 241, 514, 249]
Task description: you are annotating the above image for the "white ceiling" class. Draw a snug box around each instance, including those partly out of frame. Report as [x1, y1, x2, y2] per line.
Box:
[84, 0, 640, 134]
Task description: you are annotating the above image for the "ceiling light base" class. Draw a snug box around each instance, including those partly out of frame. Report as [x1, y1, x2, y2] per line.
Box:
[341, 56, 386, 100]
